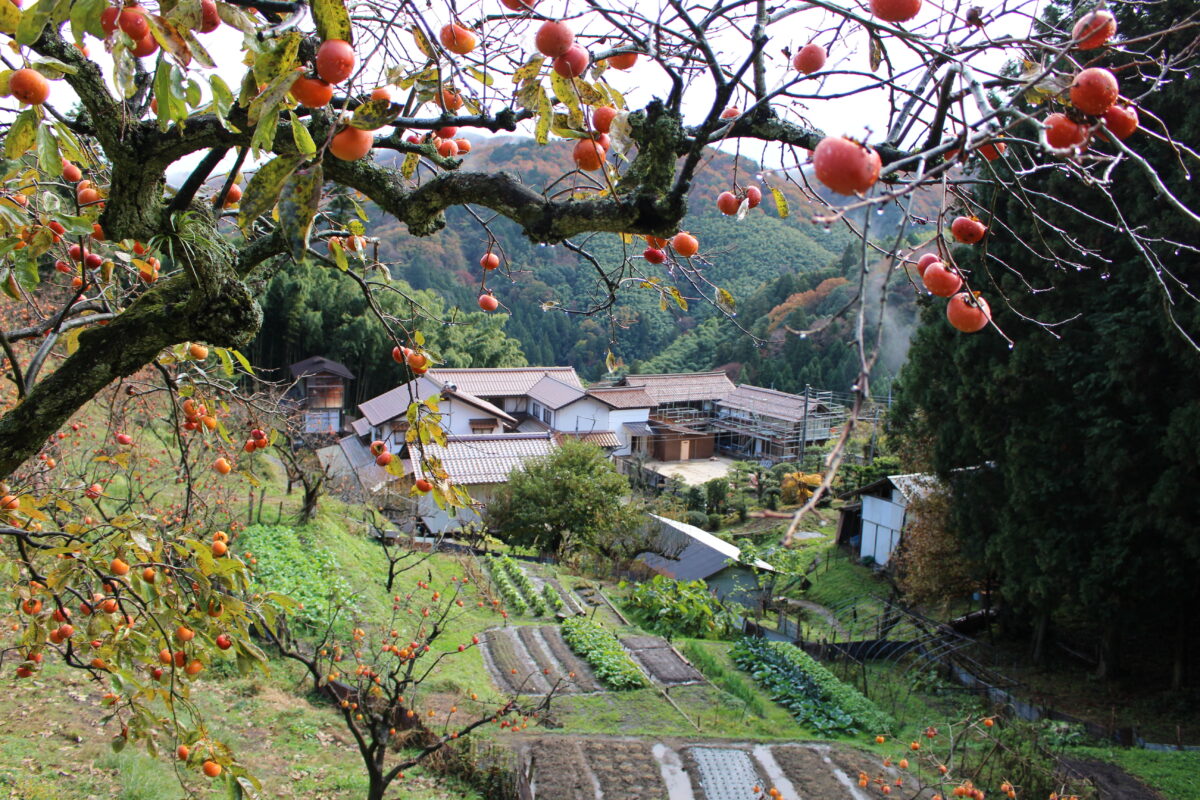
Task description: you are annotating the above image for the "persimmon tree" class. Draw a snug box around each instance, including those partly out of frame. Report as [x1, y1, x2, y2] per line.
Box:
[0, 0, 1196, 786]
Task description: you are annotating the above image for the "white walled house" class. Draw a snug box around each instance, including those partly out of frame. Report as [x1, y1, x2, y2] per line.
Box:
[350, 376, 515, 452]
[838, 473, 936, 567]
[409, 433, 557, 534]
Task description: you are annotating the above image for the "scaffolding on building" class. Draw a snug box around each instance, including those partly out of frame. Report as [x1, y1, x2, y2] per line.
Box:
[710, 386, 848, 463]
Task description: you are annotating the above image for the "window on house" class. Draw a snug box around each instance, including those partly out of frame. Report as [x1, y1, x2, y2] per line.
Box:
[541, 407, 553, 425]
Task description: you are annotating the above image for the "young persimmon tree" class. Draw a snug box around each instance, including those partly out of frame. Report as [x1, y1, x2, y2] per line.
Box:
[0, 0, 1197, 787]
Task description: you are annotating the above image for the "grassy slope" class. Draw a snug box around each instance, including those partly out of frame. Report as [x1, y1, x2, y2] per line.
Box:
[1067, 746, 1200, 799]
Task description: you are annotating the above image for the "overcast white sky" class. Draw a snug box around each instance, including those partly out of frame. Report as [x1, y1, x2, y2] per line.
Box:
[2, 0, 1044, 185]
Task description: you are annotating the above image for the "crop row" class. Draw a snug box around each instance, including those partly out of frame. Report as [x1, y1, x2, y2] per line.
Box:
[730, 637, 890, 735]
[560, 617, 646, 690]
[483, 555, 528, 615]
[489, 554, 546, 615]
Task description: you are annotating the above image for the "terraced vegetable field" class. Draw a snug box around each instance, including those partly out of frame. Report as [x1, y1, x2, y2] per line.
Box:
[518, 736, 934, 799]
[480, 626, 706, 694]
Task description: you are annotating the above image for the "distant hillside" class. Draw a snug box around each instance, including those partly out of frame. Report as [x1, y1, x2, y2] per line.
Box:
[276, 137, 926, 393]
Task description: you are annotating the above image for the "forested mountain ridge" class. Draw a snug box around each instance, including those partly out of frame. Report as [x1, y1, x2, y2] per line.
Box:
[252, 137, 927, 396]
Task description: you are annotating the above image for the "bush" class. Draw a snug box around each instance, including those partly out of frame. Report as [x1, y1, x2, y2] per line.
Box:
[623, 574, 737, 639]
[706, 513, 723, 532]
[560, 617, 646, 690]
[684, 510, 709, 529]
[730, 636, 889, 735]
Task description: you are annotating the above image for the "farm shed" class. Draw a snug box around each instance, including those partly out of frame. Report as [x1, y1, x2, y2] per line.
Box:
[636, 514, 775, 607]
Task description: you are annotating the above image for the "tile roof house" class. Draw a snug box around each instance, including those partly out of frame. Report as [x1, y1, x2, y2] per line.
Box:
[410, 433, 559, 534]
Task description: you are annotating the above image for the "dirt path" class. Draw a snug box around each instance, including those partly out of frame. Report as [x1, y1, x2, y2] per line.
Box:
[789, 598, 848, 637]
[1061, 757, 1164, 800]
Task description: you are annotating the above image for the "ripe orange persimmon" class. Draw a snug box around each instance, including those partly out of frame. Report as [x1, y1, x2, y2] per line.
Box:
[478, 293, 499, 312]
[213, 457, 232, 475]
[202, 760, 222, 777]
[212, 539, 228, 556]
[199, 0, 220, 32]
[716, 191, 741, 216]
[110, 558, 130, 576]
[415, 478, 433, 492]
[870, 0, 921, 23]
[592, 106, 617, 134]
[1072, 9, 1116, 50]
[439, 23, 477, 55]
[177, 745, 189, 760]
[923, 262, 963, 297]
[950, 215, 988, 244]
[572, 138, 605, 171]
[1103, 105, 1138, 140]
[535, 21, 574, 57]
[553, 45, 589, 78]
[793, 43, 826, 74]
[1070, 67, 1119, 116]
[947, 293, 992, 333]
[62, 160, 82, 182]
[1045, 113, 1087, 149]
[119, 6, 149, 38]
[672, 232, 699, 257]
[813, 136, 881, 195]
[370, 86, 391, 101]
[10, 69, 50, 105]
[188, 343, 209, 360]
[132, 32, 158, 58]
[291, 76, 333, 107]
[480, 253, 500, 270]
[316, 39, 355, 84]
[436, 87, 463, 111]
[330, 127, 373, 161]
[222, 184, 242, 208]
[606, 49, 638, 70]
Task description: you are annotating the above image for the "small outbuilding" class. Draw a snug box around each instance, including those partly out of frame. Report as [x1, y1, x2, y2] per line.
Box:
[636, 514, 775, 607]
[838, 473, 937, 567]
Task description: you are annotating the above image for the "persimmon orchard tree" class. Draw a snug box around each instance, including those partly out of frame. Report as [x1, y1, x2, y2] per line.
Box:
[0, 0, 1197, 789]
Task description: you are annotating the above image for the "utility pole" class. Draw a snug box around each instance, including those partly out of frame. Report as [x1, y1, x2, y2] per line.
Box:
[800, 384, 810, 468]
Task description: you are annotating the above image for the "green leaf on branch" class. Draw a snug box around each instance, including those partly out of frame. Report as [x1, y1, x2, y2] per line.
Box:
[68, 0, 104, 40]
[247, 67, 301, 125]
[15, 0, 52, 45]
[147, 14, 191, 66]
[237, 155, 303, 230]
[252, 29, 300, 85]
[35, 126, 59, 178]
[289, 112, 316, 157]
[31, 58, 76, 78]
[0, 0, 20, 34]
[312, 0, 352, 45]
[535, 87, 552, 145]
[4, 110, 37, 159]
[512, 56, 543, 84]
[349, 98, 401, 130]
[278, 164, 323, 262]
